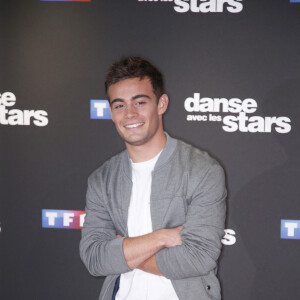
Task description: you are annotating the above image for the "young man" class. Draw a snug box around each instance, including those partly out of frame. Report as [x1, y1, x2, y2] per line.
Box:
[80, 57, 226, 300]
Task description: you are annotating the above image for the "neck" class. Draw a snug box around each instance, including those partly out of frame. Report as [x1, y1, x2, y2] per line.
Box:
[126, 130, 166, 163]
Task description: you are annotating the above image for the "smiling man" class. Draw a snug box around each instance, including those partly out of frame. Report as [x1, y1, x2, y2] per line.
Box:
[80, 57, 227, 300]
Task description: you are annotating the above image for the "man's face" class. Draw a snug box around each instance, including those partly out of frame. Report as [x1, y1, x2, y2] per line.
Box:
[108, 77, 168, 147]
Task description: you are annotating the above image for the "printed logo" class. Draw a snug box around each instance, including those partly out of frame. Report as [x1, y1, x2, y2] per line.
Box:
[137, 0, 243, 13]
[90, 100, 112, 120]
[184, 93, 291, 133]
[222, 229, 236, 245]
[0, 92, 48, 126]
[42, 209, 86, 229]
[281, 220, 300, 239]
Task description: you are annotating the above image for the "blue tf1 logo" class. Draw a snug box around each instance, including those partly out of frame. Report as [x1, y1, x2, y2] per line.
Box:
[90, 100, 111, 119]
[281, 220, 300, 239]
[42, 209, 86, 229]
[290, 0, 300, 2]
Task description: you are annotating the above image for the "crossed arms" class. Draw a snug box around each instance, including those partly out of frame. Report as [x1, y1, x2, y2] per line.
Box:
[80, 163, 226, 280]
[121, 225, 183, 275]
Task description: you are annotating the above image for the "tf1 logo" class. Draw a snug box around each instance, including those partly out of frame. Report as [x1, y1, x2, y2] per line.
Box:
[42, 209, 86, 229]
[281, 220, 300, 239]
[90, 100, 111, 119]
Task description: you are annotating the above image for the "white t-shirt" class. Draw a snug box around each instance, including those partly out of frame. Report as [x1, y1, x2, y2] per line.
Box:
[115, 152, 179, 300]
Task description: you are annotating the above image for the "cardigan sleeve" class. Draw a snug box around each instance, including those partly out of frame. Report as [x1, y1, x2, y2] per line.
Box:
[155, 163, 227, 280]
[79, 173, 131, 276]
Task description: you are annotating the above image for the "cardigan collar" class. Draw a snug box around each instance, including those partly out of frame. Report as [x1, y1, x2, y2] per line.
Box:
[122, 132, 177, 180]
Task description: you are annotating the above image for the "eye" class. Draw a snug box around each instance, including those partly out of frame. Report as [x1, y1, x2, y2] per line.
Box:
[136, 101, 146, 106]
[113, 104, 124, 110]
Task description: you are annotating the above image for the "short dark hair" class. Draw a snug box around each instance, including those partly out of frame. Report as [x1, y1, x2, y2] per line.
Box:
[105, 56, 165, 100]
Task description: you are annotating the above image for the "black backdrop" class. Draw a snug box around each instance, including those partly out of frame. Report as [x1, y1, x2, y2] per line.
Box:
[1, 1, 300, 299]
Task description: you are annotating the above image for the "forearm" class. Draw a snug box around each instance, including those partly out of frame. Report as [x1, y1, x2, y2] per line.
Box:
[123, 226, 182, 270]
[80, 230, 131, 276]
[123, 230, 165, 270]
[156, 226, 225, 280]
[137, 254, 162, 276]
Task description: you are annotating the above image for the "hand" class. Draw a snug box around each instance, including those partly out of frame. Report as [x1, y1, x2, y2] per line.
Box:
[158, 226, 183, 248]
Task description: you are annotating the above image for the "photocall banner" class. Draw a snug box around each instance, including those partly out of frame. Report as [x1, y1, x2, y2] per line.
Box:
[1, 0, 299, 299]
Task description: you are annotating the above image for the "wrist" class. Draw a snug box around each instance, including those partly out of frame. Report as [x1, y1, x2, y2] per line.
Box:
[152, 229, 167, 249]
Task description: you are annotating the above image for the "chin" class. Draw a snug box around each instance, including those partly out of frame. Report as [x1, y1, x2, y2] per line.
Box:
[125, 138, 147, 146]
[124, 135, 151, 147]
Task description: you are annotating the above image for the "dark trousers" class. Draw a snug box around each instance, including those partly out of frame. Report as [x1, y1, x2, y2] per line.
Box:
[111, 276, 120, 300]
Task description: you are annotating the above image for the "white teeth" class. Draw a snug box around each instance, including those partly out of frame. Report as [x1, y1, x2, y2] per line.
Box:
[125, 123, 143, 128]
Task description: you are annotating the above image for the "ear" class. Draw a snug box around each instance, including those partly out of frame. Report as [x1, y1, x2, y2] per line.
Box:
[158, 94, 169, 115]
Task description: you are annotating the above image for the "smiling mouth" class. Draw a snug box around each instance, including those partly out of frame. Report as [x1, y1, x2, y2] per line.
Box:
[124, 122, 144, 129]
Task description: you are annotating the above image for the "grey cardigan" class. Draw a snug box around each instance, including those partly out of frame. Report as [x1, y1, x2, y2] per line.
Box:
[80, 133, 226, 300]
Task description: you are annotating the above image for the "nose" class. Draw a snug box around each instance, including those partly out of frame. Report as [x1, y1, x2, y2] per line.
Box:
[125, 103, 138, 119]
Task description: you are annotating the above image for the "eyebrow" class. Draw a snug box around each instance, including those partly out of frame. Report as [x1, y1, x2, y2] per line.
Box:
[110, 94, 151, 106]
